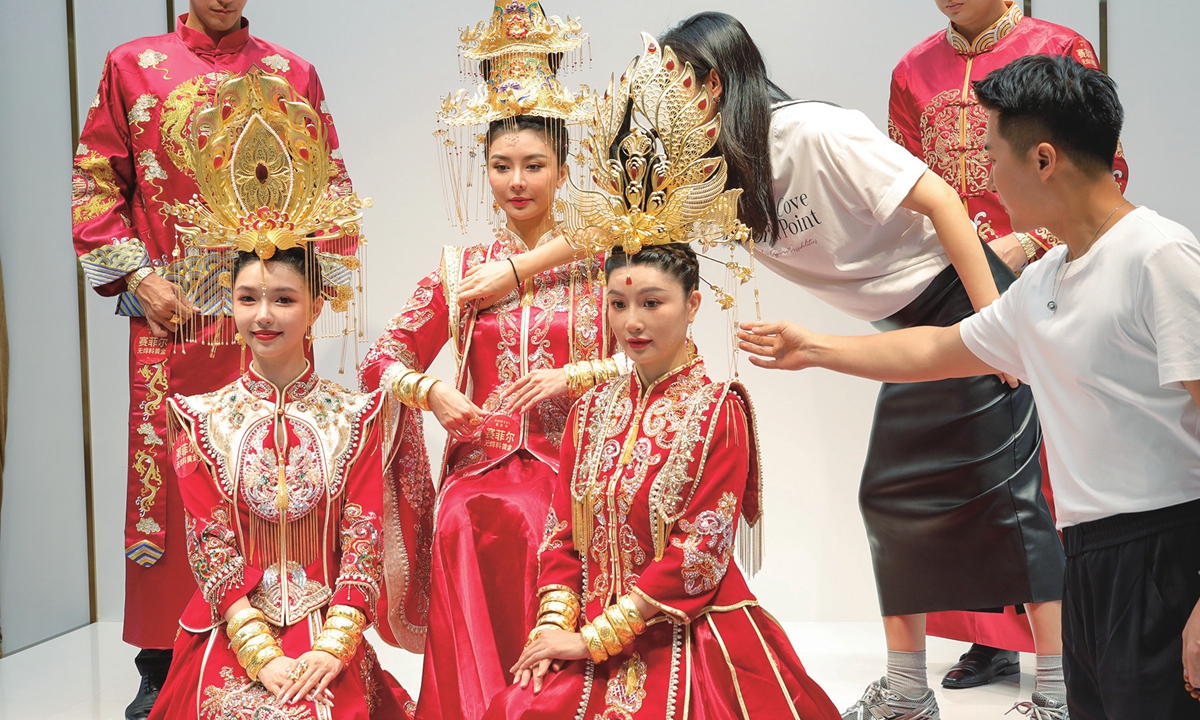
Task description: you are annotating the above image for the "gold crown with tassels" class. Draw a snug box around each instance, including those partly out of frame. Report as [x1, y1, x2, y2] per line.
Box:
[436, 2, 592, 231]
[559, 32, 755, 310]
[163, 68, 370, 344]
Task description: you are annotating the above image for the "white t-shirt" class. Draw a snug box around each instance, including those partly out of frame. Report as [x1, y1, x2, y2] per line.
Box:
[960, 207, 1200, 528]
[757, 101, 950, 322]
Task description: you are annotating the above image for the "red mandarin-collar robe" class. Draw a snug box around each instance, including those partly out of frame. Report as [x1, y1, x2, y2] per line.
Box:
[889, 1, 1129, 260]
[484, 359, 839, 720]
[71, 14, 354, 649]
[152, 364, 426, 719]
[358, 230, 610, 481]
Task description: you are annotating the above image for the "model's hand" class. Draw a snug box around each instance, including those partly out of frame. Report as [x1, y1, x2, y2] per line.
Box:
[1184, 597, 1200, 693]
[510, 628, 587, 692]
[134, 272, 197, 337]
[500, 369, 569, 415]
[256, 655, 295, 697]
[989, 233, 1028, 273]
[460, 260, 519, 309]
[737, 321, 818, 371]
[277, 650, 342, 707]
[427, 381, 485, 438]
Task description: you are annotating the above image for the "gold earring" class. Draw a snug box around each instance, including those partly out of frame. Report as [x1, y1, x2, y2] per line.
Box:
[234, 332, 246, 374]
[686, 325, 698, 362]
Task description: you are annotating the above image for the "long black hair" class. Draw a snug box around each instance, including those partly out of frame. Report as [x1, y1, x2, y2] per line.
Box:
[661, 12, 791, 245]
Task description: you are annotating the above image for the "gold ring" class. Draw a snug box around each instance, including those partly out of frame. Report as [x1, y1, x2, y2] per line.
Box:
[287, 660, 307, 681]
[469, 416, 483, 426]
[169, 314, 182, 325]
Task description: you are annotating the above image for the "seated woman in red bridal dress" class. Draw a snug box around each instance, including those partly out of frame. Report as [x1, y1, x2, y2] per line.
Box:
[148, 71, 428, 720]
[357, 5, 616, 718]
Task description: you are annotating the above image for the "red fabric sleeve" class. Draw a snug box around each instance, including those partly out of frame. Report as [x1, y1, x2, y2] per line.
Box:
[177, 462, 263, 618]
[535, 403, 585, 596]
[72, 54, 149, 297]
[887, 64, 924, 160]
[358, 267, 452, 392]
[631, 395, 750, 622]
[331, 413, 387, 621]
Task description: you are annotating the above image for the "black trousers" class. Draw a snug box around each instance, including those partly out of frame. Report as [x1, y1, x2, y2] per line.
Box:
[1063, 498, 1200, 719]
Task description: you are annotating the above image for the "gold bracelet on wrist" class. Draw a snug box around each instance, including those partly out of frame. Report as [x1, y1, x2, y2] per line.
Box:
[580, 623, 609, 663]
[126, 266, 154, 295]
[414, 375, 440, 411]
[538, 600, 577, 623]
[313, 636, 355, 663]
[616, 595, 647, 635]
[326, 605, 367, 627]
[245, 644, 284, 682]
[535, 612, 573, 632]
[226, 607, 267, 638]
[394, 370, 423, 408]
[230, 621, 271, 651]
[236, 634, 277, 667]
[590, 614, 624, 656]
[603, 605, 636, 645]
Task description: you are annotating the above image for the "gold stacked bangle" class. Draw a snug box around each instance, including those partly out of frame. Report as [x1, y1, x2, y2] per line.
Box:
[576, 594, 648, 664]
[390, 369, 441, 411]
[312, 605, 367, 663]
[564, 358, 622, 399]
[125, 266, 154, 295]
[527, 588, 581, 644]
[226, 608, 282, 682]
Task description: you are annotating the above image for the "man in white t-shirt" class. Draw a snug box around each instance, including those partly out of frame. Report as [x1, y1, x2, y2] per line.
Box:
[739, 55, 1200, 719]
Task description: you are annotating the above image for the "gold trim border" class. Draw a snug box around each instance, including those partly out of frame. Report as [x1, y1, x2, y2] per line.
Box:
[1099, 0, 1109, 72]
[65, 0, 99, 626]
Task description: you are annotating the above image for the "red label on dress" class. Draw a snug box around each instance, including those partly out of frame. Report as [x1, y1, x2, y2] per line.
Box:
[480, 414, 520, 458]
[134, 326, 170, 365]
[173, 432, 200, 477]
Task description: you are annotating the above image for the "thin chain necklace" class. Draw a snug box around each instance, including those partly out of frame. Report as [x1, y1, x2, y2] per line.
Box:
[1048, 200, 1130, 312]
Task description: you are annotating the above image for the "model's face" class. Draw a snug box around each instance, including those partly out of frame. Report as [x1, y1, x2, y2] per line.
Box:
[606, 264, 701, 380]
[189, 0, 247, 34]
[233, 260, 321, 367]
[936, 0, 1009, 28]
[486, 129, 566, 226]
[985, 110, 1042, 232]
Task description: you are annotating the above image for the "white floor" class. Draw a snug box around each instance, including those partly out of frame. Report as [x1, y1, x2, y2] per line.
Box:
[0, 622, 1037, 719]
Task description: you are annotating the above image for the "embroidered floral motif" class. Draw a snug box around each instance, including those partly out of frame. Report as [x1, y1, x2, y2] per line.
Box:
[539, 505, 567, 556]
[360, 641, 381, 715]
[186, 506, 245, 606]
[261, 54, 291, 73]
[338, 503, 383, 605]
[201, 666, 313, 720]
[138, 149, 167, 181]
[240, 420, 325, 522]
[161, 72, 228, 172]
[320, 100, 330, 114]
[137, 422, 164, 446]
[596, 653, 647, 719]
[90, 93, 99, 109]
[127, 93, 158, 125]
[136, 516, 162, 534]
[137, 49, 167, 70]
[673, 492, 737, 595]
[72, 150, 121, 226]
[919, 87, 990, 200]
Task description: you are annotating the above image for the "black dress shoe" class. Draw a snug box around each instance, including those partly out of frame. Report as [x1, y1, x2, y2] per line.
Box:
[941, 643, 1020, 689]
[126, 649, 172, 720]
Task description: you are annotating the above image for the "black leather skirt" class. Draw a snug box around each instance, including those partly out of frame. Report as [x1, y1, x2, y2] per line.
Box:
[862, 246, 1064, 616]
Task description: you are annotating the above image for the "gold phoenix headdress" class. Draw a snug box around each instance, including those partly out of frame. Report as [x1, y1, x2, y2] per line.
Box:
[436, 1, 592, 231]
[560, 32, 756, 313]
[163, 68, 370, 347]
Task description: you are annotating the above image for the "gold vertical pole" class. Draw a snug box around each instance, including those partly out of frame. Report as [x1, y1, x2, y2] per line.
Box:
[1099, 0, 1109, 73]
[166, 0, 175, 32]
[1024, 0, 1032, 17]
[65, 0, 99, 626]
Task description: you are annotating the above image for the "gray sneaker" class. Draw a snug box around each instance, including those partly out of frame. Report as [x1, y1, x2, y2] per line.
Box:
[1007, 692, 1069, 719]
[841, 677, 940, 720]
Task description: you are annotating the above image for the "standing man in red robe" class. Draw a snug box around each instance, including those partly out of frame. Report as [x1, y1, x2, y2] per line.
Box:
[71, 2, 355, 717]
[888, 0, 1129, 701]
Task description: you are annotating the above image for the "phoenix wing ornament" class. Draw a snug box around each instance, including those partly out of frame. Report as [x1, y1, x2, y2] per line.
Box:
[560, 33, 751, 256]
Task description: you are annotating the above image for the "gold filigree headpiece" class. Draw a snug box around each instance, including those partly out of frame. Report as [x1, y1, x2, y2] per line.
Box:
[559, 33, 751, 258]
[163, 68, 369, 345]
[436, 2, 592, 231]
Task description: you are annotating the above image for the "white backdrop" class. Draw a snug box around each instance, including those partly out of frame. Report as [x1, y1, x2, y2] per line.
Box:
[3, 0, 1198, 655]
